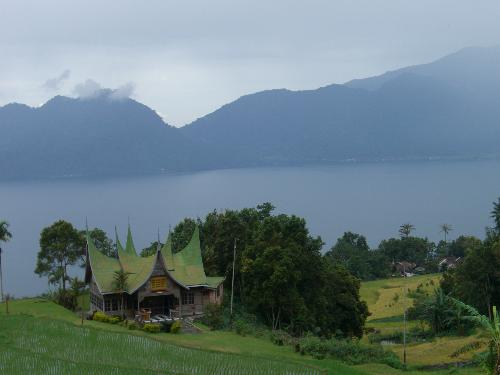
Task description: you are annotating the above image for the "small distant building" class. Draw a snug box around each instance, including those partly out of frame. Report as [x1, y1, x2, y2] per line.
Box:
[439, 256, 461, 271]
[85, 226, 224, 319]
[393, 261, 417, 277]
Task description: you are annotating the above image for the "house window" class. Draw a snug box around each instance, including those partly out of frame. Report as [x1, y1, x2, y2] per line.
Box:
[182, 291, 194, 305]
[112, 297, 119, 311]
[90, 291, 103, 310]
[104, 298, 112, 311]
[150, 276, 167, 291]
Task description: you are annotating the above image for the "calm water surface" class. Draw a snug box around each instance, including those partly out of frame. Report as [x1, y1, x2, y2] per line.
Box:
[1, 160, 499, 297]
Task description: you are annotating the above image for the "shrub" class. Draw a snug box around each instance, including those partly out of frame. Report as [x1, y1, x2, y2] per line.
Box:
[201, 303, 224, 330]
[233, 318, 253, 336]
[109, 316, 121, 324]
[170, 320, 182, 334]
[143, 323, 161, 333]
[128, 321, 138, 330]
[160, 320, 173, 333]
[93, 311, 110, 323]
[270, 330, 296, 346]
[297, 335, 402, 368]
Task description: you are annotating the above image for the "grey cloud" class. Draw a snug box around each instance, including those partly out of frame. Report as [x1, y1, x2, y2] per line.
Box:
[73, 79, 103, 99]
[110, 82, 135, 100]
[73, 79, 135, 100]
[42, 69, 71, 90]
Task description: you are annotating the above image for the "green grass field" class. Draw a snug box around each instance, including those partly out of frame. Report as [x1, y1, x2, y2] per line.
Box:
[360, 274, 485, 369]
[0, 281, 486, 375]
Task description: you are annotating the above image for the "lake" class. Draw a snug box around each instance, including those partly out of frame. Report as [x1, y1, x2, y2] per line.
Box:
[1, 159, 499, 297]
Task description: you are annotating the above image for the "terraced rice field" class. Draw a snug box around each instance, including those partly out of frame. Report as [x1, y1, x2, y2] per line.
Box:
[0, 314, 321, 375]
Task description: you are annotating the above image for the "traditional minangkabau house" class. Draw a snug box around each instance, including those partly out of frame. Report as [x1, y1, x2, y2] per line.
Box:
[84, 226, 224, 320]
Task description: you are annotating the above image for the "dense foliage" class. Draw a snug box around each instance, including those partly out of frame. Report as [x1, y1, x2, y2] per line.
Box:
[174, 203, 369, 338]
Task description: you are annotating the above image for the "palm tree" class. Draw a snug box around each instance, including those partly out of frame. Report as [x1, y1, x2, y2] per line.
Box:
[112, 270, 132, 320]
[492, 198, 500, 234]
[0, 221, 12, 303]
[440, 223, 452, 243]
[399, 223, 415, 239]
[452, 299, 500, 374]
[69, 277, 86, 311]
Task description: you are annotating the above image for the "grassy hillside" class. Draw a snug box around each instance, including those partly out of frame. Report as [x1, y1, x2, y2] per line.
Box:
[0, 297, 483, 374]
[360, 274, 485, 368]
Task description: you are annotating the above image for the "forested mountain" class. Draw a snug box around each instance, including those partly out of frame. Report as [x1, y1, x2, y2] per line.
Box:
[182, 46, 500, 165]
[1, 46, 500, 179]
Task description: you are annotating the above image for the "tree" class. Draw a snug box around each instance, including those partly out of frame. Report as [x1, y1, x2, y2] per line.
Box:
[325, 232, 389, 280]
[80, 228, 115, 259]
[171, 218, 198, 253]
[322, 262, 369, 337]
[69, 277, 86, 312]
[35, 221, 82, 293]
[441, 239, 500, 318]
[492, 198, 500, 235]
[378, 236, 434, 266]
[140, 241, 163, 257]
[0, 220, 12, 302]
[399, 223, 415, 238]
[113, 269, 132, 319]
[440, 224, 452, 243]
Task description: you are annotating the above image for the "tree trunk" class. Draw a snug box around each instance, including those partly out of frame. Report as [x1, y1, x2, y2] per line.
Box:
[494, 348, 500, 375]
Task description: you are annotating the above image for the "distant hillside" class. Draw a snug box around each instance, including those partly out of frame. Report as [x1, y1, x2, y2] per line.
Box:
[181, 46, 500, 166]
[1, 46, 500, 179]
[0, 93, 236, 179]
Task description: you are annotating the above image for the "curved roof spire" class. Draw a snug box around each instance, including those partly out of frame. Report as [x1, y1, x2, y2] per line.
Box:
[115, 226, 125, 254]
[125, 224, 138, 256]
[160, 231, 175, 271]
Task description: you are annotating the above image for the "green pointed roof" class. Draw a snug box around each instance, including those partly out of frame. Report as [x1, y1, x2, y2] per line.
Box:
[168, 227, 207, 286]
[115, 227, 125, 254]
[88, 226, 224, 295]
[160, 233, 175, 271]
[125, 225, 138, 256]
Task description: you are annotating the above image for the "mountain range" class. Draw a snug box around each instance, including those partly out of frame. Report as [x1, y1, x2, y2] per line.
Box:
[1, 46, 500, 180]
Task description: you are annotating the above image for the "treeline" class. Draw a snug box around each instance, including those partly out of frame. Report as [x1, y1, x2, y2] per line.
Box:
[324, 229, 477, 281]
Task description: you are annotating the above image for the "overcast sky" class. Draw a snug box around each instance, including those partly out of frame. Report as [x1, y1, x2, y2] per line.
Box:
[1, 0, 500, 126]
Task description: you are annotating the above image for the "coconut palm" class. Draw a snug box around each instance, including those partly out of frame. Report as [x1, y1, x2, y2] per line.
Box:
[452, 299, 500, 374]
[440, 223, 452, 243]
[399, 223, 415, 238]
[112, 269, 132, 319]
[0, 221, 12, 302]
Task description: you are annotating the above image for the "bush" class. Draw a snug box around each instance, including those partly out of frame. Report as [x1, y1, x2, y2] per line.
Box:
[233, 318, 253, 336]
[92, 312, 123, 325]
[128, 321, 138, 330]
[93, 311, 110, 323]
[143, 323, 161, 333]
[297, 335, 402, 368]
[170, 320, 182, 334]
[270, 330, 296, 346]
[160, 320, 174, 333]
[201, 303, 224, 330]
